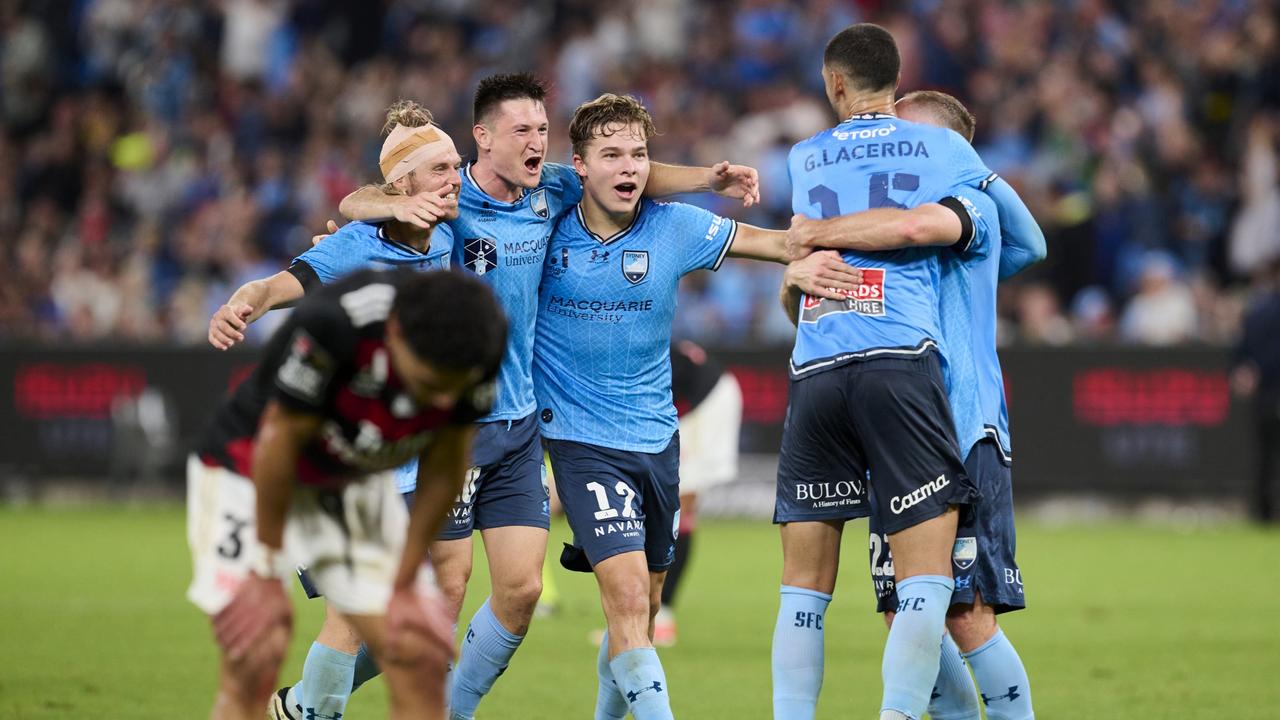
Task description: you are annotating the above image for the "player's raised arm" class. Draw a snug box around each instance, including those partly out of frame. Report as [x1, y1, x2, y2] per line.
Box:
[786, 198, 974, 257]
[985, 176, 1047, 279]
[208, 271, 305, 350]
[646, 160, 761, 208]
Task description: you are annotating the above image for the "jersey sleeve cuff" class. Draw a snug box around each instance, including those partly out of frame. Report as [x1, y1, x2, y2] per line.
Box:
[287, 260, 322, 294]
[711, 220, 738, 272]
[938, 196, 976, 254]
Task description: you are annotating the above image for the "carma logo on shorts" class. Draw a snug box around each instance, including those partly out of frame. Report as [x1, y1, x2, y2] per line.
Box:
[889, 474, 949, 515]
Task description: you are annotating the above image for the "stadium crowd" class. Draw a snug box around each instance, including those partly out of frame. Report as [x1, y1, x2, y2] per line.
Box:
[0, 0, 1277, 347]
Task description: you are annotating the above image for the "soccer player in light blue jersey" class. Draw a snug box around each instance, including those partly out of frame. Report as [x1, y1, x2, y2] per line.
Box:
[336, 75, 766, 720]
[533, 93, 830, 720]
[769, 24, 1013, 720]
[208, 100, 459, 351]
[781, 90, 1043, 720]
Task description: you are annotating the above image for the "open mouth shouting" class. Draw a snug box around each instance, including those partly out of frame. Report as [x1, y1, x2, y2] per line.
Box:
[523, 155, 543, 176]
[613, 181, 638, 201]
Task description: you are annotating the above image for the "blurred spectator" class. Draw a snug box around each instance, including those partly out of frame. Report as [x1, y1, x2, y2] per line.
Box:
[0, 0, 1276, 347]
[1119, 251, 1198, 346]
[1231, 261, 1280, 522]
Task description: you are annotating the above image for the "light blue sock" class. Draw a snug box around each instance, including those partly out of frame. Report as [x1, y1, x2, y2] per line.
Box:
[771, 585, 831, 720]
[880, 575, 954, 720]
[449, 598, 524, 719]
[349, 643, 379, 692]
[926, 633, 981, 720]
[609, 647, 673, 720]
[595, 631, 629, 720]
[964, 629, 1034, 720]
[289, 642, 357, 720]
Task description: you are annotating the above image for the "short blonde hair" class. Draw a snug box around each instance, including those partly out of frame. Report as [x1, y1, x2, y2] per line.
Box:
[897, 90, 975, 142]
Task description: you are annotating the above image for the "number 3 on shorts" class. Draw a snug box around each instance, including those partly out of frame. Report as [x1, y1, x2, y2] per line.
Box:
[585, 481, 637, 521]
[216, 513, 249, 559]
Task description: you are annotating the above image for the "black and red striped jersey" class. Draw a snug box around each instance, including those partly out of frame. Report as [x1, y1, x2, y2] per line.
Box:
[199, 270, 493, 487]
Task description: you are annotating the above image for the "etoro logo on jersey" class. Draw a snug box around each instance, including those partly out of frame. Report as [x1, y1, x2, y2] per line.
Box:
[800, 267, 886, 322]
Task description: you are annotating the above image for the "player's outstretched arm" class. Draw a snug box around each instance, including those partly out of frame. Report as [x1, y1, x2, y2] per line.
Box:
[726, 224, 796, 263]
[338, 186, 458, 229]
[776, 251, 865, 327]
[208, 271, 306, 350]
[646, 161, 761, 208]
[985, 177, 1047, 280]
[787, 202, 969, 257]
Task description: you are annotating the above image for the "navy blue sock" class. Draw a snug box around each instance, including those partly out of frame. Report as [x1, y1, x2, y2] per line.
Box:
[771, 585, 831, 720]
[965, 629, 1034, 720]
[880, 575, 953, 720]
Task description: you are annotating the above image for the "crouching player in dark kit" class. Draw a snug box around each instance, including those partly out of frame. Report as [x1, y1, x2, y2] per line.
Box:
[185, 269, 505, 720]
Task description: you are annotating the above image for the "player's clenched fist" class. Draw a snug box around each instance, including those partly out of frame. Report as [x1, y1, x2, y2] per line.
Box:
[785, 250, 863, 300]
[209, 303, 254, 350]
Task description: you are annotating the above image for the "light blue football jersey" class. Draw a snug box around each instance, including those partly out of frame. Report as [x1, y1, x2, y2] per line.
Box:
[937, 186, 1000, 461]
[448, 162, 583, 423]
[787, 113, 991, 377]
[533, 199, 737, 452]
[940, 177, 1044, 463]
[294, 220, 452, 280]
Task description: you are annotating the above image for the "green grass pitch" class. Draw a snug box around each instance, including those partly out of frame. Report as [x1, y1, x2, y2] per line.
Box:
[1, 506, 1276, 718]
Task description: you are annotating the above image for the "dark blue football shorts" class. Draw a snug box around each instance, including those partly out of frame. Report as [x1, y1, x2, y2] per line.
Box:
[869, 438, 1025, 614]
[774, 349, 977, 535]
[438, 413, 550, 541]
[547, 433, 681, 573]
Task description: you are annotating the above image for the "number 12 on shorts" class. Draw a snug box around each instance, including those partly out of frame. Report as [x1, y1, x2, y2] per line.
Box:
[586, 481, 637, 521]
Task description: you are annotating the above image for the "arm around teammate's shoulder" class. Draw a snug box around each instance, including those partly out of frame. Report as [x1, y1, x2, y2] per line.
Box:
[208, 271, 306, 350]
[787, 203, 967, 255]
[340, 186, 455, 230]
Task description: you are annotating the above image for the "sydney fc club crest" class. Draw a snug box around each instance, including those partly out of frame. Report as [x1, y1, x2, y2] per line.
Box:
[951, 536, 977, 571]
[530, 189, 549, 219]
[622, 250, 649, 284]
[464, 238, 498, 276]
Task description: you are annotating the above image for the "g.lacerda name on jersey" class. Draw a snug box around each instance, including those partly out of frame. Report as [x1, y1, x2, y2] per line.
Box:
[787, 113, 992, 378]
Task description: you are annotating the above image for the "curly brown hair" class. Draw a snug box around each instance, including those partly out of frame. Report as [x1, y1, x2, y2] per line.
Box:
[569, 93, 658, 157]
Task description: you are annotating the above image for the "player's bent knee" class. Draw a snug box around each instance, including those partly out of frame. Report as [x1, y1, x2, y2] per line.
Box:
[946, 602, 998, 649]
[496, 574, 543, 613]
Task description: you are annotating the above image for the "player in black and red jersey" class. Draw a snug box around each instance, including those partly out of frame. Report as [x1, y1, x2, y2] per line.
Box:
[185, 268, 505, 720]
